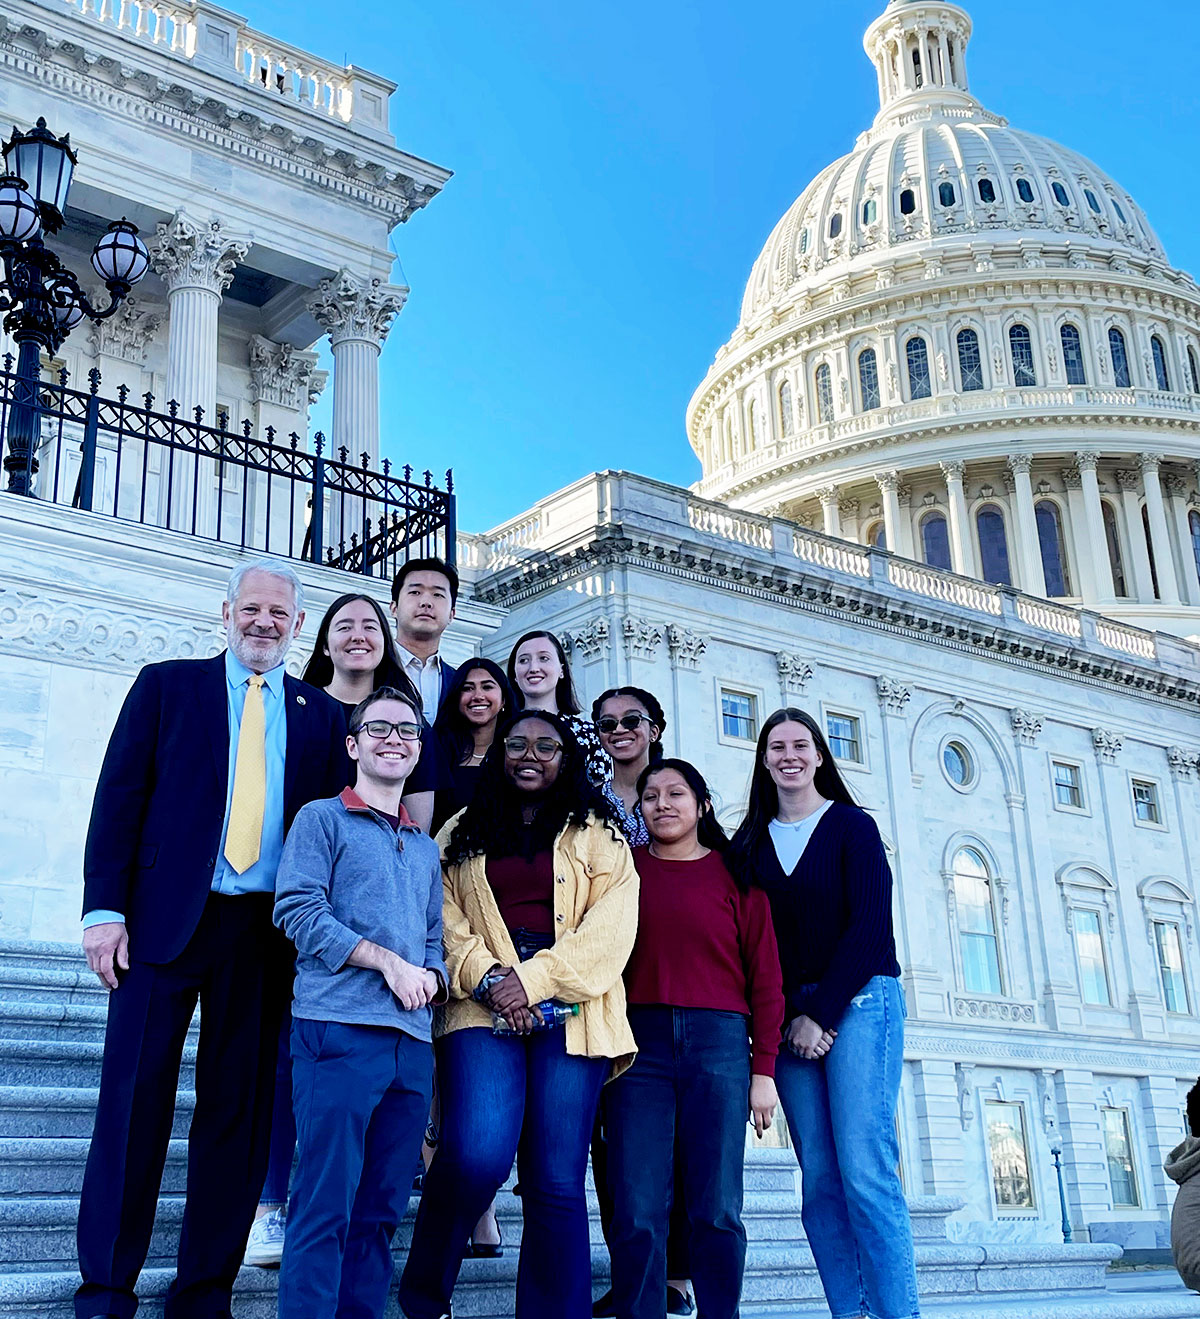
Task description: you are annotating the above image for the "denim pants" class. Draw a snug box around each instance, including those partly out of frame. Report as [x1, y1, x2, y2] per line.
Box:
[398, 1025, 607, 1319]
[260, 1004, 296, 1207]
[606, 1007, 750, 1319]
[774, 976, 919, 1319]
[278, 1019, 433, 1319]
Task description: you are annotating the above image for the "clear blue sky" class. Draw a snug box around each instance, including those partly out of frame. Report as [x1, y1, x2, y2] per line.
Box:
[249, 0, 1200, 534]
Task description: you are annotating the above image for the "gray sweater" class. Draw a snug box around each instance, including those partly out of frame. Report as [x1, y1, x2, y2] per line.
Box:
[274, 788, 447, 1040]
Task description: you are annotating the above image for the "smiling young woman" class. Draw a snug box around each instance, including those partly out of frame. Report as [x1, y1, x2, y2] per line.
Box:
[431, 658, 515, 834]
[506, 631, 610, 785]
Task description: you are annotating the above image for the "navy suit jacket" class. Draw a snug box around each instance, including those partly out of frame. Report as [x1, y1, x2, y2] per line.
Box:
[83, 653, 351, 965]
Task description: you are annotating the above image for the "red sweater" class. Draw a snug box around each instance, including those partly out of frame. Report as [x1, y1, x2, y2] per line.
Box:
[626, 848, 785, 1077]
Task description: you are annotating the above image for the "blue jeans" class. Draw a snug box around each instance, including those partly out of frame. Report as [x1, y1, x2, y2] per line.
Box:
[775, 976, 919, 1319]
[606, 1007, 749, 1319]
[260, 1005, 296, 1207]
[398, 1025, 607, 1319]
[278, 1019, 433, 1319]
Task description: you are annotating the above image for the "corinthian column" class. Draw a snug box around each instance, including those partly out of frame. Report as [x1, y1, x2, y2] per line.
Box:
[817, 485, 841, 538]
[1074, 452, 1116, 604]
[151, 213, 249, 533]
[874, 470, 903, 553]
[1139, 454, 1181, 605]
[1007, 454, 1046, 597]
[940, 460, 977, 577]
[308, 270, 408, 469]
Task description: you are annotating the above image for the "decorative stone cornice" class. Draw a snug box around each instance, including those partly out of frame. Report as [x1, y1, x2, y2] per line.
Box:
[248, 335, 321, 412]
[877, 675, 912, 713]
[87, 294, 162, 364]
[1009, 708, 1044, 747]
[1092, 728, 1124, 763]
[952, 997, 1036, 1025]
[562, 618, 609, 662]
[1166, 746, 1200, 781]
[621, 614, 664, 661]
[151, 213, 249, 295]
[666, 624, 707, 671]
[308, 270, 408, 347]
[776, 652, 814, 694]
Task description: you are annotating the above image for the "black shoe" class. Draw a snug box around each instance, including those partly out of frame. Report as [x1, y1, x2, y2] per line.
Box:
[591, 1289, 616, 1317]
[465, 1221, 504, 1258]
[666, 1285, 695, 1316]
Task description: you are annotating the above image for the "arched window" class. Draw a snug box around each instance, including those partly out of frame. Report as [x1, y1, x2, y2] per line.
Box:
[977, 506, 1013, 585]
[829, 213, 843, 239]
[953, 847, 1003, 994]
[1061, 324, 1087, 385]
[957, 328, 985, 392]
[939, 181, 957, 208]
[1152, 335, 1171, 391]
[859, 348, 881, 411]
[1085, 188, 1102, 213]
[1016, 178, 1035, 204]
[906, 336, 932, 400]
[1009, 324, 1037, 387]
[1109, 327, 1132, 387]
[1113, 199, 1128, 224]
[1052, 181, 1071, 207]
[862, 198, 878, 225]
[977, 178, 996, 204]
[1188, 346, 1200, 394]
[867, 521, 887, 549]
[1103, 500, 1128, 597]
[912, 46, 923, 87]
[921, 512, 952, 570]
[1142, 505, 1161, 599]
[900, 188, 917, 216]
[799, 229, 810, 255]
[815, 364, 834, 424]
[1189, 510, 1200, 588]
[779, 380, 794, 437]
[1036, 500, 1072, 597]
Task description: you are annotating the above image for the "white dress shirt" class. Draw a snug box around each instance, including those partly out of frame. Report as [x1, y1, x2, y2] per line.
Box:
[397, 644, 444, 722]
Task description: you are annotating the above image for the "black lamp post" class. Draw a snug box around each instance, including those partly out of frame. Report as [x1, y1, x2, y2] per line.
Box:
[1048, 1135, 1073, 1244]
[0, 117, 149, 494]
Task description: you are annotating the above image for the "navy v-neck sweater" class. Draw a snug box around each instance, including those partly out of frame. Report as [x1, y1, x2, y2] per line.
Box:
[750, 800, 900, 1032]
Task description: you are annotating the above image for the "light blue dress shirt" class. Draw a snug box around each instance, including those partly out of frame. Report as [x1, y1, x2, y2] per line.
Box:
[82, 651, 289, 928]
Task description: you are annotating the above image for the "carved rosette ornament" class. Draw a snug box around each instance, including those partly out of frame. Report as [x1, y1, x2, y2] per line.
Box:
[621, 615, 664, 661]
[1009, 708, 1043, 748]
[87, 294, 163, 364]
[876, 675, 911, 714]
[248, 335, 321, 412]
[307, 269, 409, 347]
[561, 618, 610, 663]
[666, 625, 707, 671]
[1092, 728, 1123, 763]
[150, 212, 249, 294]
[776, 652, 814, 695]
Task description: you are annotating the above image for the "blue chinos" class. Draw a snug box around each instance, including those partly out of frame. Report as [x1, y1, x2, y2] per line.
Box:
[278, 1018, 433, 1319]
[606, 1006, 750, 1319]
[774, 975, 919, 1319]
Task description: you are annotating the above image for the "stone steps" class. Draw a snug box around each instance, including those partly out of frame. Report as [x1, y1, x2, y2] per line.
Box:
[0, 1086, 195, 1140]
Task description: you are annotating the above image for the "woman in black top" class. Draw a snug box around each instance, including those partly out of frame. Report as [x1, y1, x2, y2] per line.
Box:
[729, 708, 919, 1319]
[432, 658, 515, 835]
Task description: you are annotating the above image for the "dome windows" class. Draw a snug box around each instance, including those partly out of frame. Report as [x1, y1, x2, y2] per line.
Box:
[1061, 324, 1087, 385]
[1084, 188, 1102, 213]
[921, 513, 952, 571]
[829, 213, 843, 239]
[1190, 511, 1200, 588]
[1036, 500, 1072, 597]
[858, 348, 881, 411]
[1113, 199, 1128, 224]
[867, 521, 887, 549]
[899, 188, 917, 216]
[957, 328, 985, 392]
[938, 182, 957, 208]
[815, 363, 834, 424]
[1009, 324, 1038, 388]
[976, 506, 1013, 586]
[1103, 500, 1129, 597]
[799, 228, 810, 255]
[1015, 177, 1035, 204]
[862, 198, 878, 226]
[779, 380, 795, 437]
[1151, 335, 1171, 391]
[1109, 328, 1132, 388]
[1051, 181, 1071, 207]
[1188, 346, 1200, 395]
[906, 336, 932, 400]
[977, 178, 996, 204]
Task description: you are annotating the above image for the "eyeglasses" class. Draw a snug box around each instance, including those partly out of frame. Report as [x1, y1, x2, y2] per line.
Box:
[503, 736, 563, 761]
[353, 720, 423, 741]
[597, 712, 653, 735]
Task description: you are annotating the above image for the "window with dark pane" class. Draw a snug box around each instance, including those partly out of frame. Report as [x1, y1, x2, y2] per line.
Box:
[900, 188, 917, 215]
[859, 348, 881, 411]
[938, 181, 957, 207]
[1113, 199, 1127, 223]
[1189, 510, 1200, 587]
[906, 336, 932, 399]
[1109, 328, 1132, 387]
[1141, 505, 1161, 598]
[815, 364, 834, 423]
[1036, 500, 1071, 596]
[826, 713, 862, 763]
[1061, 324, 1087, 385]
[977, 178, 996, 204]
[1085, 189, 1102, 213]
[1016, 178, 1035, 203]
[1052, 181, 1071, 206]
[957, 328, 985, 391]
[829, 213, 843, 239]
[1188, 346, 1200, 394]
[779, 380, 794, 437]
[1102, 501, 1128, 596]
[1009, 324, 1037, 387]
[1152, 335, 1171, 391]
[862, 198, 878, 225]
[976, 506, 1012, 585]
[922, 512, 952, 570]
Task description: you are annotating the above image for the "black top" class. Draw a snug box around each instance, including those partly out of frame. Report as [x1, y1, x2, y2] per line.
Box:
[432, 758, 482, 835]
[751, 801, 900, 1032]
[336, 699, 443, 797]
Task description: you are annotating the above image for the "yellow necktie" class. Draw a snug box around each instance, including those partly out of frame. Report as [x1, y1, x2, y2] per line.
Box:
[224, 674, 266, 874]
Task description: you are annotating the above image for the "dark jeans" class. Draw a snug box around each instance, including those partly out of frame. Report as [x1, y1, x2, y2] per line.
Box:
[398, 1025, 607, 1319]
[76, 894, 288, 1319]
[606, 1007, 750, 1319]
[261, 1002, 297, 1206]
[278, 1020, 433, 1319]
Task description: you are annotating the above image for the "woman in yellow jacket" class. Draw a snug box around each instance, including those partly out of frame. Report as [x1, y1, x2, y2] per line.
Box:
[399, 710, 638, 1319]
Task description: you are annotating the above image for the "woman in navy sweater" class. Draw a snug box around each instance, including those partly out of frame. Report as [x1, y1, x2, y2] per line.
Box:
[607, 759, 784, 1319]
[729, 709, 920, 1319]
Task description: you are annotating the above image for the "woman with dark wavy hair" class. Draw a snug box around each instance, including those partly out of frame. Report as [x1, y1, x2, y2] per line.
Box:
[398, 711, 638, 1319]
[729, 708, 918, 1319]
[507, 630, 609, 784]
[431, 657, 515, 834]
[591, 686, 666, 849]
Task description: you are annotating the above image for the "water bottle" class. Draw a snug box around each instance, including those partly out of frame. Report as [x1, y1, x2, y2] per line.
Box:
[492, 1002, 580, 1034]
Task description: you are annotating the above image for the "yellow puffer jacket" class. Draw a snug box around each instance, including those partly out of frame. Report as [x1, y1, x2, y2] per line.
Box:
[436, 813, 639, 1079]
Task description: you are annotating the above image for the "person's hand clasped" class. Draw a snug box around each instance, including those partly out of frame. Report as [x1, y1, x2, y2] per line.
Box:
[785, 1014, 837, 1061]
[749, 1074, 779, 1138]
[483, 967, 543, 1034]
[83, 921, 129, 990]
[382, 953, 435, 1011]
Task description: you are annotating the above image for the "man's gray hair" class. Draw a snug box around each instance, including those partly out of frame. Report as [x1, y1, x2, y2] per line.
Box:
[226, 559, 305, 617]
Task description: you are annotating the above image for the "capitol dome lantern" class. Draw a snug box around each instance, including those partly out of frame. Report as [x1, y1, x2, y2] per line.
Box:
[688, 0, 1200, 638]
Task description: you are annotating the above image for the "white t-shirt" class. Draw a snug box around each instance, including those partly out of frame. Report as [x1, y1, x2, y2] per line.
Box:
[768, 800, 833, 874]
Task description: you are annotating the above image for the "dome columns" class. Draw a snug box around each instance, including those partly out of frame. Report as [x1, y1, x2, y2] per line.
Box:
[1139, 455, 1182, 606]
[1165, 474, 1200, 607]
[1006, 455, 1047, 599]
[940, 460, 978, 577]
[817, 486, 842, 538]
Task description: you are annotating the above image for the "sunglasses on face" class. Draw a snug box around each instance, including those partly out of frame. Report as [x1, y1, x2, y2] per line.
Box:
[354, 720, 423, 741]
[503, 736, 563, 761]
[596, 713, 653, 735]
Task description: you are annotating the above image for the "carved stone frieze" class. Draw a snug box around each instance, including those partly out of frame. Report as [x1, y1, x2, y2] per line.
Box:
[952, 997, 1036, 1025]
[248, 335, 321, 412]
[621, 615, 664, 661]
[308, 270, 408, 347]
[150, 213, 249, 295]
[666, 625, 707, 671]
[562, 618, 610, 662]
[87, 294, 163, 363]
[1009, 708, 1044, 747]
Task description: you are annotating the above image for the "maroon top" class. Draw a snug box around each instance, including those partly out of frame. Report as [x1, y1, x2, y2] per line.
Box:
[626, 848, 785, 1077]
[486, 851, 556, 935]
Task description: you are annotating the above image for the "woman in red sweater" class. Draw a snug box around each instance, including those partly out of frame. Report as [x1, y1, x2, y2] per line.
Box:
[606, 759, 783, 1319]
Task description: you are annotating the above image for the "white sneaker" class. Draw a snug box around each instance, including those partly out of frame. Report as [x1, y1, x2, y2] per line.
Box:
[244, 1207, 286, 1267]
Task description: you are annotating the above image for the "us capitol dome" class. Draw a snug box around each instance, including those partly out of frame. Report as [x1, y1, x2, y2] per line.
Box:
[687, 0, 1200, 637]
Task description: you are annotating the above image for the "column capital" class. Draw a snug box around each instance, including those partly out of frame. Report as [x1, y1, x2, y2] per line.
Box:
[1009, 708, 1044, 747]
[150, 212, 249, 295]
[940, 459, 966, 483]
[1060, 465, 1083, 491]
[87, 294, 162, 364]
[308, 269, 409, 347]
[1092, 728, 1123, 763]
[1137, 451, 1162, 473]
[1007, 453, 1034, 476]
[248, 335, 321, 412]
[777, 652, 814, 694]
[1114, 468, 1142, 492]
[666, 624, 708, 671]
[815, 484, 840, 506]
[1166, 747, 1200, 781]
[877, 675, 912, 714]
[1074, 450, 1100, 473]
[1163, 472, 1188, 499]
[875, 469, 901, 493]
[839, 497, 860, 517]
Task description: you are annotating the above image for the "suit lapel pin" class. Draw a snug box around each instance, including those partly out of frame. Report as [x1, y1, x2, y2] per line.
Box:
[296, 694, 306, 705]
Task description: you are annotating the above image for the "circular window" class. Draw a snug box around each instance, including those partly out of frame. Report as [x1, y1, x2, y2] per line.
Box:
[942, 740, 976, 789]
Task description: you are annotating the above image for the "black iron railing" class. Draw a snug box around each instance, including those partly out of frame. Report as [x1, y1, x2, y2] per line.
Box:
[0, 357, 455, 575]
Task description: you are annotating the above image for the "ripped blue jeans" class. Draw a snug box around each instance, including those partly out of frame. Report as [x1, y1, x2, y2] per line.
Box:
[774, 975, 919, 1319]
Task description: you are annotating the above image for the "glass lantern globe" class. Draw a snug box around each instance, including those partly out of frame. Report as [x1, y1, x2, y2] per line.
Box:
[50, 289, 84, 332]
[2, 119, 77, 233]
[91, 219, 149, 287]
[0, 174, 41, 243]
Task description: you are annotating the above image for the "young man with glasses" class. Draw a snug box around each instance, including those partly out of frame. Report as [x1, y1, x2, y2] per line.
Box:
[273, 687, 447, 1319]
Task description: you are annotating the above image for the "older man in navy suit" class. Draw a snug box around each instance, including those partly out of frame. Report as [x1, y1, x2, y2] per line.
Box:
[76, 559, 349, 1319]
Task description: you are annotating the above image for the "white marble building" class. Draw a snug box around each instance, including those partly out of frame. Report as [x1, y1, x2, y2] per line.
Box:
[1, 0, 1199, 1261]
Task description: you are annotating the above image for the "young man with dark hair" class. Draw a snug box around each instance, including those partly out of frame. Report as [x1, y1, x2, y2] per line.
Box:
[274, 686, 447, 1319]
[1166, 1077, 1200, 1294]
[389, 557, 459, 721]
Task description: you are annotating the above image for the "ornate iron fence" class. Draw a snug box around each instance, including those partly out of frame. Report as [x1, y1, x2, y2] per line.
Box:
[0, 357, 455, 575]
